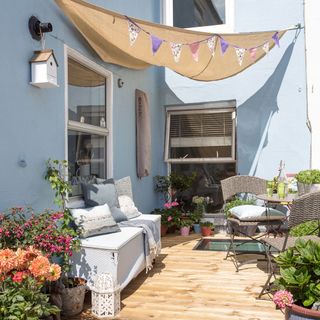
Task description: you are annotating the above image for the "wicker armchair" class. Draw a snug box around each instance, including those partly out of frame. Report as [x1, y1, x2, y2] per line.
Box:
[221, 175, 285, 271]
[258, 191, 320, 298]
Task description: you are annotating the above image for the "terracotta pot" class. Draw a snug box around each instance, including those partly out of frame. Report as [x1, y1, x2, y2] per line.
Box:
[180, 226, 190, 236]
[201, 226, 213, 237]
[161, 224, 168, 237]
[286, 304, 320, 320]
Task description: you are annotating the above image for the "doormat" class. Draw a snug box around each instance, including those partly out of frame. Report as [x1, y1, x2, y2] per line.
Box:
[194, 238, 274, 254]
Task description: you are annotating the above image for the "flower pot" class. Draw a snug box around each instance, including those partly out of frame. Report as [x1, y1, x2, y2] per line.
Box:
[61, 278, 87, 317]
[193, 223, 201, 234]
[180, 226, 190, 236]
[161, 224, 168, 237]
[285, 304, 320, 320]
[201, 226, 213, 237]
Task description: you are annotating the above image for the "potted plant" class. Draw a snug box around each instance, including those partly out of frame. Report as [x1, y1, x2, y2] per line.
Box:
[200, 221, 214, 237]
[296, 169, 320, 195]
[191, 196, 205, 233]
[178, 218, 193, 236]
[0, 247, 61, 319]
[272, 239, 320, 319]
[45, 159, 86, 317]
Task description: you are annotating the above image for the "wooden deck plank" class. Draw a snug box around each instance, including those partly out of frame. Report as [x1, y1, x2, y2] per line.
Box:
[64, 233, 282, 320]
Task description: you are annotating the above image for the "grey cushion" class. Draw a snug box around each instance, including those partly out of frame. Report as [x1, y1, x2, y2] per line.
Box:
[115, 176, 133, 199]
[229, 205, 285, 221]
[70, 203, 120, 238]
[81, 182, 119, 208]
[110, 206, 128, 223]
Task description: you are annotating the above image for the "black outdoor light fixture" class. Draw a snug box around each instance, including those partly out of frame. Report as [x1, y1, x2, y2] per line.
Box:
[28, 16, 53, 41]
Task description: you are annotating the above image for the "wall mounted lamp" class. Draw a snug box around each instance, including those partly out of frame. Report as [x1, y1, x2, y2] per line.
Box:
[28, 16, 53, 41]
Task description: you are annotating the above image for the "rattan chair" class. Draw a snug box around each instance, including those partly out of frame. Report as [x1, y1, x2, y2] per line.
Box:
[258, 191, 320, 298]
[221, 175, 285, 271]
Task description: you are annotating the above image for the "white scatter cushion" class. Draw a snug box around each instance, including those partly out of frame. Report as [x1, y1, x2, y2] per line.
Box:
[115, 176, 133, 199]
[70, 203, 120, 238]
[118, 195, 141, 219]
[229, 205, 285, 221]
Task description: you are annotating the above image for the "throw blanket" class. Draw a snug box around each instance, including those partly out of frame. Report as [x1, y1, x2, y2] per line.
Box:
[119, 219, 160, 272]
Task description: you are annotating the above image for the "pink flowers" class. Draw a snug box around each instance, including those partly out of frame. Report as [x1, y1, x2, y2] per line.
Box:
[164, 201, 179, 209]
[273, 290, 293, 309]
[167, 216, 173, 222]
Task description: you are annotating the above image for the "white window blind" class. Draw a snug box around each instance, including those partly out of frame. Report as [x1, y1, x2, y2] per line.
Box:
[165, 106, 236, 163]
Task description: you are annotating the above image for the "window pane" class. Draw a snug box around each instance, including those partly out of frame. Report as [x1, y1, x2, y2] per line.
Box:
[171, 163, 236, 211]
[68, 130, 106, 196]
[68, 58, 106, 127]
[169, 112, 233, 159]
[173, 0, 225, 28]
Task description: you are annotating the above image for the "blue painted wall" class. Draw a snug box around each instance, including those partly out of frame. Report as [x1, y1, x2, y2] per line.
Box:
[0, 0, 310, 213]
[164, 0, 310, 179]
[0, 0, 165, 212]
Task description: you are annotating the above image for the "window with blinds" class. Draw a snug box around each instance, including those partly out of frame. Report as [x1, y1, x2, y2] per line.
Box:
[165, 107, 236, 162]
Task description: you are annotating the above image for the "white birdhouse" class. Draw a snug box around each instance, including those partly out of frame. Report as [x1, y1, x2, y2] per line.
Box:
[30, 49, 58, 88]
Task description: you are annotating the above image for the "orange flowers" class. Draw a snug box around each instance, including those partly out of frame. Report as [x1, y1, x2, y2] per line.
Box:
[0, 247, 61, 283]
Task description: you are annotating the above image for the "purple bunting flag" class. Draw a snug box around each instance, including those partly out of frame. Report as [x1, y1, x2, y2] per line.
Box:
[207, 36, 217, 57]
[220, 38, 229, 55]
[128, 21, 140, 46]
[151, 35, 163, 55]
[170, 42, 182, 63]
[189, 42, 200, 62]
[272, 32, 280, 47]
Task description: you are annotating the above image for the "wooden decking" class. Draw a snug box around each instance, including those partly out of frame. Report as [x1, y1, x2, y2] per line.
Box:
[66, 233, 282, 320]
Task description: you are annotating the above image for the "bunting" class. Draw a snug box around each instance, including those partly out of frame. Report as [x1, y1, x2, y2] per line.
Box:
[128, 21, 140, 46]
[189, 42, 200, 62]
[263, 42, 270, 54]
[207, 36, 217, 57]
[170, 43, 182, 63]
[126, 18, 283, 66]
[151, 35, 163, 55]
[235, 48, 246, 66]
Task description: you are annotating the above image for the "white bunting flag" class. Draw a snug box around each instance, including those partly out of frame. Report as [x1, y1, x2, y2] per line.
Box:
[128, 21, 141, 46]
[262, 42, 270, 54]
[170, 43, 182, 63]
[235, 48, 246, 66]
[207, 36, 217, 57]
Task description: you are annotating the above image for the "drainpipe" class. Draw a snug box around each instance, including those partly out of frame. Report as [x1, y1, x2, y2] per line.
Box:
[304, 0, 320, 169]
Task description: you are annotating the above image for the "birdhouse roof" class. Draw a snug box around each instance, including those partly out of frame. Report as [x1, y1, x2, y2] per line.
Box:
[30, 49, 58, 66]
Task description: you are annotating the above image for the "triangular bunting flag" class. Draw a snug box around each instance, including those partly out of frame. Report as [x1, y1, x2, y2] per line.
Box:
[235, 48, 246, 66]
[207, 36, 217, 57]
[272, 32, 280, 47]
[249, 48, 257, 60]
[220, 38, 229, 55]
[151, 35, 163, 55]
[189, 42, 200, 62]
[128, 21, 140, 46]
[262, 42, 269, 54]
[170, 42, 182, 63]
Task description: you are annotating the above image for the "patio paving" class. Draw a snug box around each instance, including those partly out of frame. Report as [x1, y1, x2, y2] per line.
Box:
[65, 233, 283, 320]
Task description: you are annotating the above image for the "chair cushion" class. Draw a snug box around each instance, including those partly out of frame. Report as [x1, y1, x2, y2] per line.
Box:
[70, 203, 120, 238]
[118, 195, 141, 219]
[115, 176, 133, 199]
[81, 182, 119, 208]
[229, 205, 285, 221]
[110, 206, 128, 223]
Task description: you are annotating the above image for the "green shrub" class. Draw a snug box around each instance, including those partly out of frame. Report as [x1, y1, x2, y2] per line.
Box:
[296, 169, 320, 184]
[289, 220, 319, 237]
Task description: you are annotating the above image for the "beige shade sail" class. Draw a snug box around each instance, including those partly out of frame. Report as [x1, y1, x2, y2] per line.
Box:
[55, 0, 286, 81]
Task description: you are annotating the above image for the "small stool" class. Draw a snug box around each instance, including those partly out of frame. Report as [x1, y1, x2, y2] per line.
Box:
[91, 273, 120, 318]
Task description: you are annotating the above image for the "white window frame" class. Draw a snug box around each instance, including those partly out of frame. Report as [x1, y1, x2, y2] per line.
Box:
[64, 45, 113, 178]
[165, 100, 236, 164]
[162, 0, 234, 33]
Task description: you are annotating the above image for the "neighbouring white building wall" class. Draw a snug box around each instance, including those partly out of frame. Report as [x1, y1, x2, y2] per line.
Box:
[305, 0, 320, 169]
